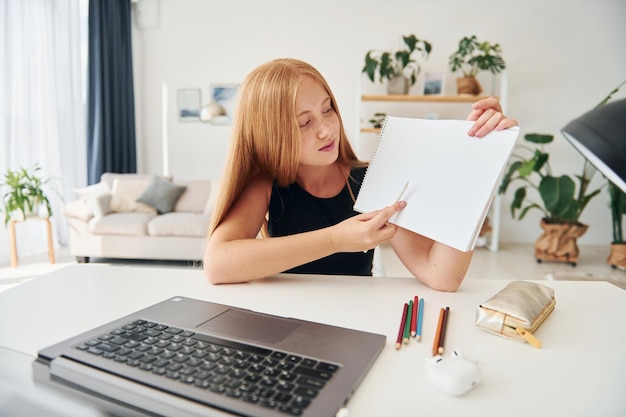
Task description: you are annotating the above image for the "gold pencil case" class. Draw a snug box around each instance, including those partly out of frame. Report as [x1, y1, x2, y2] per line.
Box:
[475, 281, 555, 348]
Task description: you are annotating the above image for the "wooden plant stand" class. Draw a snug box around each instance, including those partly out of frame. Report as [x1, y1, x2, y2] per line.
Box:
[8, 217, 55, 268]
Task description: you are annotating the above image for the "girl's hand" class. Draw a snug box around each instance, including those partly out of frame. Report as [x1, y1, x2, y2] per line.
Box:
[329, 201, 406, 253]
[466, 96, 518, 138]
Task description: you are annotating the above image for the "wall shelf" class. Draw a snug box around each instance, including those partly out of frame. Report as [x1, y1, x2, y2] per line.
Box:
[361, 94, 495, 103]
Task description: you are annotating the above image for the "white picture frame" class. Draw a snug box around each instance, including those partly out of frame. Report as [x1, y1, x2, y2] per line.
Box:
[177, 89, 201, 122]
[423, 71, 445, 96]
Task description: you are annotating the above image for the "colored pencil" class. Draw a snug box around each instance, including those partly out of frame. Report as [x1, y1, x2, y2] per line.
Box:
[438, 307, 450, 354]
[432, 307, 445, 356]
[403, 300, 413, 344]
[410, 296, 418, 337]
[395, 181, 409, 203]
[395, 303, 409, 350]
[416, 297, 424, 341]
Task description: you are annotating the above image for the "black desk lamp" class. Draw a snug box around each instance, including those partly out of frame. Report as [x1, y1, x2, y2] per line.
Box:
[561, 98, 626, 193]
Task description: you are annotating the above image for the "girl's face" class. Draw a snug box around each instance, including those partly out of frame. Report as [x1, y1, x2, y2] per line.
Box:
[295, 76, 340, 168]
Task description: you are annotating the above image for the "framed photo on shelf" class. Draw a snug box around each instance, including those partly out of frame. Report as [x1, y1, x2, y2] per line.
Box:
[209, 83, 240, 125]
[177, 89, 201, 122]
[423, 71, 445, 95]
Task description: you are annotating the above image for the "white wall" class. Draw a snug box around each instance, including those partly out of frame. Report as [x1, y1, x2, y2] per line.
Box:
[132, 0, 625, 245]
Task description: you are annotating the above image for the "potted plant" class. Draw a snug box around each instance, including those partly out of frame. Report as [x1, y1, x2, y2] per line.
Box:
[448, 35, 506, 95]
[0, 164, 54, 226]
[498, 133, 603, 265]
[594, 80, 626, 269]
[368, 112, 387, 129]
[362, 34, 432, 94]
[607, 183, 626, 270]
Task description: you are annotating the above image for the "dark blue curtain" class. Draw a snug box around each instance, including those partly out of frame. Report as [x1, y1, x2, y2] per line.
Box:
[87, 0, 137, 184]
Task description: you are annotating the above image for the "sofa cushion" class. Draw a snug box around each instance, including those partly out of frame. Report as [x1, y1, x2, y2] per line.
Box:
[204, 179, 220, 215]
[62, 199, 93, 221]
[100, 173, 158, 190]
[137, 176, 187, 214]
[147, 212, 210, 237]
[89, 212, 156, 236]
[72, 181, 112, 217]
[86, 193, 113, 218]
[110, 178, 157, 214]
[73, 182, 110, 199]
[173, 180, 212, 213]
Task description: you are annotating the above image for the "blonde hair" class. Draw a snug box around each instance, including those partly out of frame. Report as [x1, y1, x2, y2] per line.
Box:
[209, 58, 364, 235]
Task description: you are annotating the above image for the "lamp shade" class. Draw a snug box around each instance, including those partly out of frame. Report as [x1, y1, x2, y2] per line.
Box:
[561, 98, 626, 194]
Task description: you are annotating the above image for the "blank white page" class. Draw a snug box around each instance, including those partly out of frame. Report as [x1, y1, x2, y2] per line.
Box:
[354, 116, 519, 252]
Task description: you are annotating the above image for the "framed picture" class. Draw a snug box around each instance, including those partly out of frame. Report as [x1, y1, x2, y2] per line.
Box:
[423, 71, 445, 96]
[210, 83, 239, 125]
[177, 89, 201, 122]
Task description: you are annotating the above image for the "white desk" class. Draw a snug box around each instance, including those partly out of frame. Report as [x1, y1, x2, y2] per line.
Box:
[1, 264, 625, 417]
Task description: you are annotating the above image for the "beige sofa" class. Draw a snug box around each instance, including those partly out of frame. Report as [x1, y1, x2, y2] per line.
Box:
[62, 173, 217, 263]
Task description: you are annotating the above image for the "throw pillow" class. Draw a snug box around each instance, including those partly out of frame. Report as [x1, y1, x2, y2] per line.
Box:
[73, 182, 112, 217]
[73, 182, 110, 199]
[110, 178, 157, 214]
[86, 193, 113, 218]
[136, 176, 187, 214]
[62, 200, 93, 221]
[173, 180, 212, 213]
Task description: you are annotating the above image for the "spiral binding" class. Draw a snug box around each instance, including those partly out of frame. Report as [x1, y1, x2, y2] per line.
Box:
[362, 115, 391, 187]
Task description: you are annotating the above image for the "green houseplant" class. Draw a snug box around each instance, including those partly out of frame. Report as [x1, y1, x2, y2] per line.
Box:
[362, 34, 432, 94]
[607, 183, 626, 269]
[498, 133, 602, 265]
[0, 164, 53, 226]
[596, 80, 626, 269]
[448, 35, 506, 95]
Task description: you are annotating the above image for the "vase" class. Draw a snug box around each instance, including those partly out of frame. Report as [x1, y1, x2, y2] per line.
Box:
[607, 243, 626, 270]
[25, 202, 42, 218]
[534, 219, 588, 266]
[387, 76, 409, 95]
[456, 77, 482, 95]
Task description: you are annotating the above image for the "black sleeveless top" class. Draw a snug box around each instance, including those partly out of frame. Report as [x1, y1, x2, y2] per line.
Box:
[268, 166, 374, 276]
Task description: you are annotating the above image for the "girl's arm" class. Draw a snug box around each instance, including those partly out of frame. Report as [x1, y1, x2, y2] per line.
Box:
[390, 229, 472, 292]
[204, 176, 406, 284]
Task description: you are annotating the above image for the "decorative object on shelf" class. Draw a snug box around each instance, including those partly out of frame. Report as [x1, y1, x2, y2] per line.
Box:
[368, 112, 387, 129]
[0, 164, 54, 226]
[199, 100, 227, 124]
[561, 80, 626, 270]
[498, 133, 603, 266]
[199, 84, 240, 125]
[448, 35, 506, 95]
[362, 34, 432, 95]
[423, 71, 445, 95]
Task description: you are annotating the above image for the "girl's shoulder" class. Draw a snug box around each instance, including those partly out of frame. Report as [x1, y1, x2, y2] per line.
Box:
[242, 174, 274, 203]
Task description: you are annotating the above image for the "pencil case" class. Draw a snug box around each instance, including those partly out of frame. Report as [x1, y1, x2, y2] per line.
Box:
[475, 281, 555, 348]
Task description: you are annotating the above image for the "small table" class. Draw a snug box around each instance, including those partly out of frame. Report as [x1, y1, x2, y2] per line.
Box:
[8, 217, 55, 268]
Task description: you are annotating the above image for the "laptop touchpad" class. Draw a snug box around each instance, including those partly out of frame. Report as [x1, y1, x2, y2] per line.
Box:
[197, 309, 302, 345]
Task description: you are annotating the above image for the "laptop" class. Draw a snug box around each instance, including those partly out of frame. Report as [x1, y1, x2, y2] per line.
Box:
[35, 296, 386, 417]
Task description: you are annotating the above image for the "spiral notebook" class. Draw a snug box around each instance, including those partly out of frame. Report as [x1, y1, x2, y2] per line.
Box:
[354, 116, 519, 252]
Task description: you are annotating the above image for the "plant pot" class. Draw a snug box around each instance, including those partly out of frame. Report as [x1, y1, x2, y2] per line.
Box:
[25, 201, 42, 218]
[534, 219, 588, 266]
[387, 76, 409, 95]
[456, 77, 482, 95]
[607, 243, 626, 270]
[10, 202, 43, 221]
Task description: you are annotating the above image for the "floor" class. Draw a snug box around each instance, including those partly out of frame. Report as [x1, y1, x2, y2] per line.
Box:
[1, 242, 625, 294]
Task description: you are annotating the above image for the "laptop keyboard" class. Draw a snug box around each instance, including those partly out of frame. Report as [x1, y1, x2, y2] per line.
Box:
[74, 319, 340, 416]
